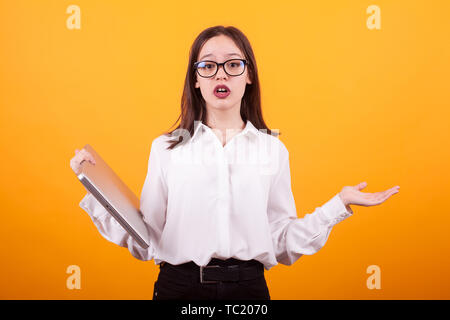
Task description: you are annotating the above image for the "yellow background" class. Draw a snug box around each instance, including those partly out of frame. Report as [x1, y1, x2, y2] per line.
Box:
[1, 0, 449, 299]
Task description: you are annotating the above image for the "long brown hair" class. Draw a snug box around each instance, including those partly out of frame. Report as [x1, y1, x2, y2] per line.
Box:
[163, 25, 280, 150]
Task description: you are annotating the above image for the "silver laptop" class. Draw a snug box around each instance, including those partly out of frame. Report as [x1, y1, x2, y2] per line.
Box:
[77, 144, 150, 249]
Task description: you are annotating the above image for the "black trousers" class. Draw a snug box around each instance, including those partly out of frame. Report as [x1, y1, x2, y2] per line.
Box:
[152, 258, 271, 300]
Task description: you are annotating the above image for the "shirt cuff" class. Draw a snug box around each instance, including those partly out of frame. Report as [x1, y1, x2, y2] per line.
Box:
[79, 192, 109, 220]
[320, 193, 354, 226]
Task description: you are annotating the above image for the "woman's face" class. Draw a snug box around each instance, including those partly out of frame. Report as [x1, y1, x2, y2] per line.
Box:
[195, 34, 252, 112]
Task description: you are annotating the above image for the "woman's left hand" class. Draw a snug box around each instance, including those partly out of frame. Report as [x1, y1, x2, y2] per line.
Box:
[338, 182, 400, 211]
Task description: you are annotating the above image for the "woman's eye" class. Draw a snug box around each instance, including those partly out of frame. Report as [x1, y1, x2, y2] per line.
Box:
[198, 62, 214, 69]
[228, 61, 241, 68]
[199, 63, 214, 70]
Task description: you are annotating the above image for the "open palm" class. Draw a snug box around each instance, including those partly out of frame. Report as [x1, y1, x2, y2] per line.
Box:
[339, 182, 400, 207]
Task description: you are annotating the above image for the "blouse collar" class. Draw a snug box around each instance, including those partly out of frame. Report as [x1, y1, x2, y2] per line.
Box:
[191, 119, 259, 141]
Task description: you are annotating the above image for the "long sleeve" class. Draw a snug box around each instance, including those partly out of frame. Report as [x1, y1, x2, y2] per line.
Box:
[79, 138, 168, 261]
[267, 143, 353, 266]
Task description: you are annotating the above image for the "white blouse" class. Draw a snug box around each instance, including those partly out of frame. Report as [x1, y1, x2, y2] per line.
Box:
[79, 120, 353, 271]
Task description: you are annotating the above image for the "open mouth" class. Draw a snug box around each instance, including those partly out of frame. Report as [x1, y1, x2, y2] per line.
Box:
[213, 85, 231, 98]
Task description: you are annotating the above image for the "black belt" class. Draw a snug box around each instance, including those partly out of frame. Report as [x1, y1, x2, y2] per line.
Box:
[160, 258, 265, 284]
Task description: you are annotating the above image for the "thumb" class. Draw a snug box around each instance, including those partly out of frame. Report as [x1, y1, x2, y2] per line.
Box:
[355, 181, 367, 190]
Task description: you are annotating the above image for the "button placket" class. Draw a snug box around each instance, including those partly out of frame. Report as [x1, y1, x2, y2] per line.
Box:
[216, 145, 231, 257]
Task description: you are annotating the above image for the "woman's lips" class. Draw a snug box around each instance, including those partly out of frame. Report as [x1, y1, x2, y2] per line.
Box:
[214, 91, 230, 98]
[213, 84, 231, 99]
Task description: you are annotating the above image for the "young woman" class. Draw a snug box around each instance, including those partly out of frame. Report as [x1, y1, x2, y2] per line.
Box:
[70, 25, 400, 300]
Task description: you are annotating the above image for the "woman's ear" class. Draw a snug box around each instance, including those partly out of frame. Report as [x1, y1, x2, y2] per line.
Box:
[246, 71, 252, 85]
[195, 74, 200, 88]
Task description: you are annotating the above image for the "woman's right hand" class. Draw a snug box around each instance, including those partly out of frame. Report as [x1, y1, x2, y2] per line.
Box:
[70, 148, 96, 176]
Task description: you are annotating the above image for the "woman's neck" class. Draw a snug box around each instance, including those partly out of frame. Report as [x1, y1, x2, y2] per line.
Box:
[205, 105, 245, 132]
[205, 111, 246, 147]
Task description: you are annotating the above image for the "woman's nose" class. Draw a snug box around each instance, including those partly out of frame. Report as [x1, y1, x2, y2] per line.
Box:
[215, 64, 228, 79]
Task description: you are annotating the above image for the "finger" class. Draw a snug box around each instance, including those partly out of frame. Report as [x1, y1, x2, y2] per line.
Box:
[379, 190, 390, 198]
[388, 186, 400, 192]
[371, 193, 384, 203]
[78, 150, 87, 163]
[368, 190, 390, 204]
[375, 187, 398, 200]
[364, 188, 399, 206]
[80, 149, 96, 164]
[78, 149, 86, 159]
[82, 156, 95, 165]
[375, 193, 388, 203]
[89, 155, 96, 164]
[75, 149, 79, 154]
[390, 188, 400, 197]
[382, 187, 399, 200]
[380, 189, 399, 203]
[355, 181, 368, 191]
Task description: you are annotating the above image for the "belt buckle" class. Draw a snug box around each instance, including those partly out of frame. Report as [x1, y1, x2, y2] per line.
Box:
[200, 265, 221, 284]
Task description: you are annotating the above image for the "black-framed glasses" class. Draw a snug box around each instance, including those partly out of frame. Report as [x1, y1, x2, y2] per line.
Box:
[194, 59, 247, 78]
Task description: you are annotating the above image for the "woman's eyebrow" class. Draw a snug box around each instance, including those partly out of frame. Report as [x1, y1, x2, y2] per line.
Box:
[199, 53, 242, 60]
